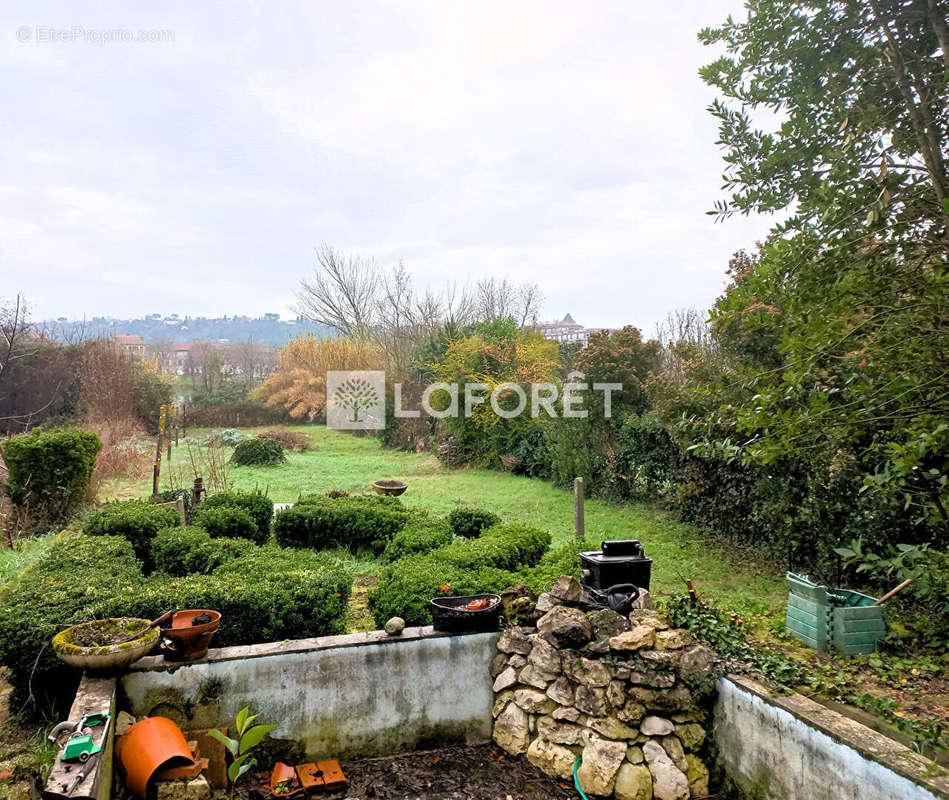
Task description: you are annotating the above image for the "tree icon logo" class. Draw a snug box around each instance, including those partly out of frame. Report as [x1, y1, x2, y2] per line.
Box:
[326, 370, 385, 430]
[333, 376, 380, 422]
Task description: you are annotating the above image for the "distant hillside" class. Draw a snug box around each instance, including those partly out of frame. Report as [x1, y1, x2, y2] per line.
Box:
[42, 314, 333, 347]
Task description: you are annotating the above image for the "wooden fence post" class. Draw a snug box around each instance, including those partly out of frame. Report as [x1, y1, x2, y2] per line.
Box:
[153, 404, 167, 498]
[574, 476, 585, 539]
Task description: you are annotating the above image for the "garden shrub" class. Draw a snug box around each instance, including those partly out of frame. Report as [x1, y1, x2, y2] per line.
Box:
[368, 521, 551, 626]
[94, 546, 351, 650]
[447, 506, 501, 539]
[382, 517, 453, 562]
[151, 526, 253, 576]
[522, 536, 601, 589]
[605, 415, 680, 501]
[200, 490, 273, 541]
[230, 437, 286, 466]
[83, 500, 181, 566]
[274, 495, 411, 554]
[192, 505, 258, 542]
[433, 522, 551, 572]
[0, 533, 351, 714]
[1, 427, 101, 529]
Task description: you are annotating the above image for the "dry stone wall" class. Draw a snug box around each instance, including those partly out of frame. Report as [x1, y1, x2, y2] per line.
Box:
[491, 578, 716, 800]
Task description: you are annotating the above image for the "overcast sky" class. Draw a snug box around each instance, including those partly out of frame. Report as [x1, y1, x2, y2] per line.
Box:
[0, 1, 776, 332]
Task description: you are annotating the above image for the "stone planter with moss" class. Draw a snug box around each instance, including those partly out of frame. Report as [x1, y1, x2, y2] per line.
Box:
[52, 618, 160, 670]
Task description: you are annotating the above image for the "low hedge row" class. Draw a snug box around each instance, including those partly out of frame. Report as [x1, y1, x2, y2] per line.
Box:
[199, 490, 273, 542]
[151, 526, 254, 576]
[0, 533, 351, 713]
[83, 500, 181, 567]
[274, 494, 412, 554]
[381, 517, 454, 562]
[368, 522, 552, 627]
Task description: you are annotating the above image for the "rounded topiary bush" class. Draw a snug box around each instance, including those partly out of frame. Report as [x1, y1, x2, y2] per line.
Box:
[193, 504, 258, 541]
[151, 526, 253, 576]
[230, 437, 286, 466]
[1, 426, 102, 529]
[200, 490, 273, 542]
[447, 506, 501, 539]
[83, 500, 181, 566]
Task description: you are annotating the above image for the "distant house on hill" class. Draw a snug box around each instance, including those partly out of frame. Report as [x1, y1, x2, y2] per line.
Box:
[113, 334, 146, 359]
[535, 313, 609, 347]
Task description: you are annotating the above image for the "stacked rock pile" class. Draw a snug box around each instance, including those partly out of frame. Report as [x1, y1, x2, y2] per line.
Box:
[491, 576, 717, 800]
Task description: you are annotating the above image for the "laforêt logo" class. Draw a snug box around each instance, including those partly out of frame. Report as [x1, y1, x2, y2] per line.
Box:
[326, 370, 386, 429]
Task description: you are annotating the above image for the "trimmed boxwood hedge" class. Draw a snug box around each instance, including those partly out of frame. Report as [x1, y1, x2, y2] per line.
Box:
[381, 517, 454, 563]
[151, 526, 254, 576]
[0, 533, 351, 714]
[447, 506, 501, 539]
[368, 522, 551, 627]
[83, 500, 181, 567]
[1, 426, 102, 528]
[199, 490, 273, 541]
[274, 495, 412, 554]
[192, 505, 258, 542]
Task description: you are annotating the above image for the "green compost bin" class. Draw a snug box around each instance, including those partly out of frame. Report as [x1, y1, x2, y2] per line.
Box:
[786, 572, 887, 655]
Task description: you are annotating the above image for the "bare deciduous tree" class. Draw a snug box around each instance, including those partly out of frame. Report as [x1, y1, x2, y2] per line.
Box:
[654, 307, 717, 382]
[294, 244, 380, 339]
[293, 243, 545, 376]
[474, 277, 544, 327]
[0, 294, 34, 389]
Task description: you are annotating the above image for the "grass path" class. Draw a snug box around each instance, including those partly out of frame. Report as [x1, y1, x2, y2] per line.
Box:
[103, 425, 788, 620]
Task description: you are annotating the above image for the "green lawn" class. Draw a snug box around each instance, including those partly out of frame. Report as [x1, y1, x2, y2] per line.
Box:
[102, 424, 788, 621]
[0, 532, 55, 588]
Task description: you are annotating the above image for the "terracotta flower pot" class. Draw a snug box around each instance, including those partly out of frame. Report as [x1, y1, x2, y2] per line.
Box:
[161, 609, 222, 661]
[117, 717, 193, 798]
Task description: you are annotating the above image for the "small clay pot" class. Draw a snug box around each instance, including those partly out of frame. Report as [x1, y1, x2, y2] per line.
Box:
[161, 609, 221, 661]
[116, 717, 193, 798]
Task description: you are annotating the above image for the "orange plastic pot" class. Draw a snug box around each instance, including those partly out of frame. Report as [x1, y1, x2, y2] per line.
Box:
[116, 717, 194, 797]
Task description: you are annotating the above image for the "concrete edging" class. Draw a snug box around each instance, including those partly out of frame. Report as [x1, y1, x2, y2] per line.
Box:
[122, 626, 501, 760]
[717, 675, 949, 800]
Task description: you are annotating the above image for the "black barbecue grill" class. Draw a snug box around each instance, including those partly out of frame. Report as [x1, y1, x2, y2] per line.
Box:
[580, 539, 652, 592]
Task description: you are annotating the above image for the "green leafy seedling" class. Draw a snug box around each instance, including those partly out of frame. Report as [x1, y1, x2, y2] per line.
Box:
[207, 706, 277, 800]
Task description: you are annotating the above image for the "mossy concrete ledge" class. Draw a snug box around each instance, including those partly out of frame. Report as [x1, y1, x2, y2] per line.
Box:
[714, 675, 949, 800]
[120, 627, 500, 760]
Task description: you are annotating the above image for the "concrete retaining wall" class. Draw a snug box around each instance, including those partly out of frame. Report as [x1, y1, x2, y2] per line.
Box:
[714, 675, 949, 800]
[121, 627, 499, 760]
